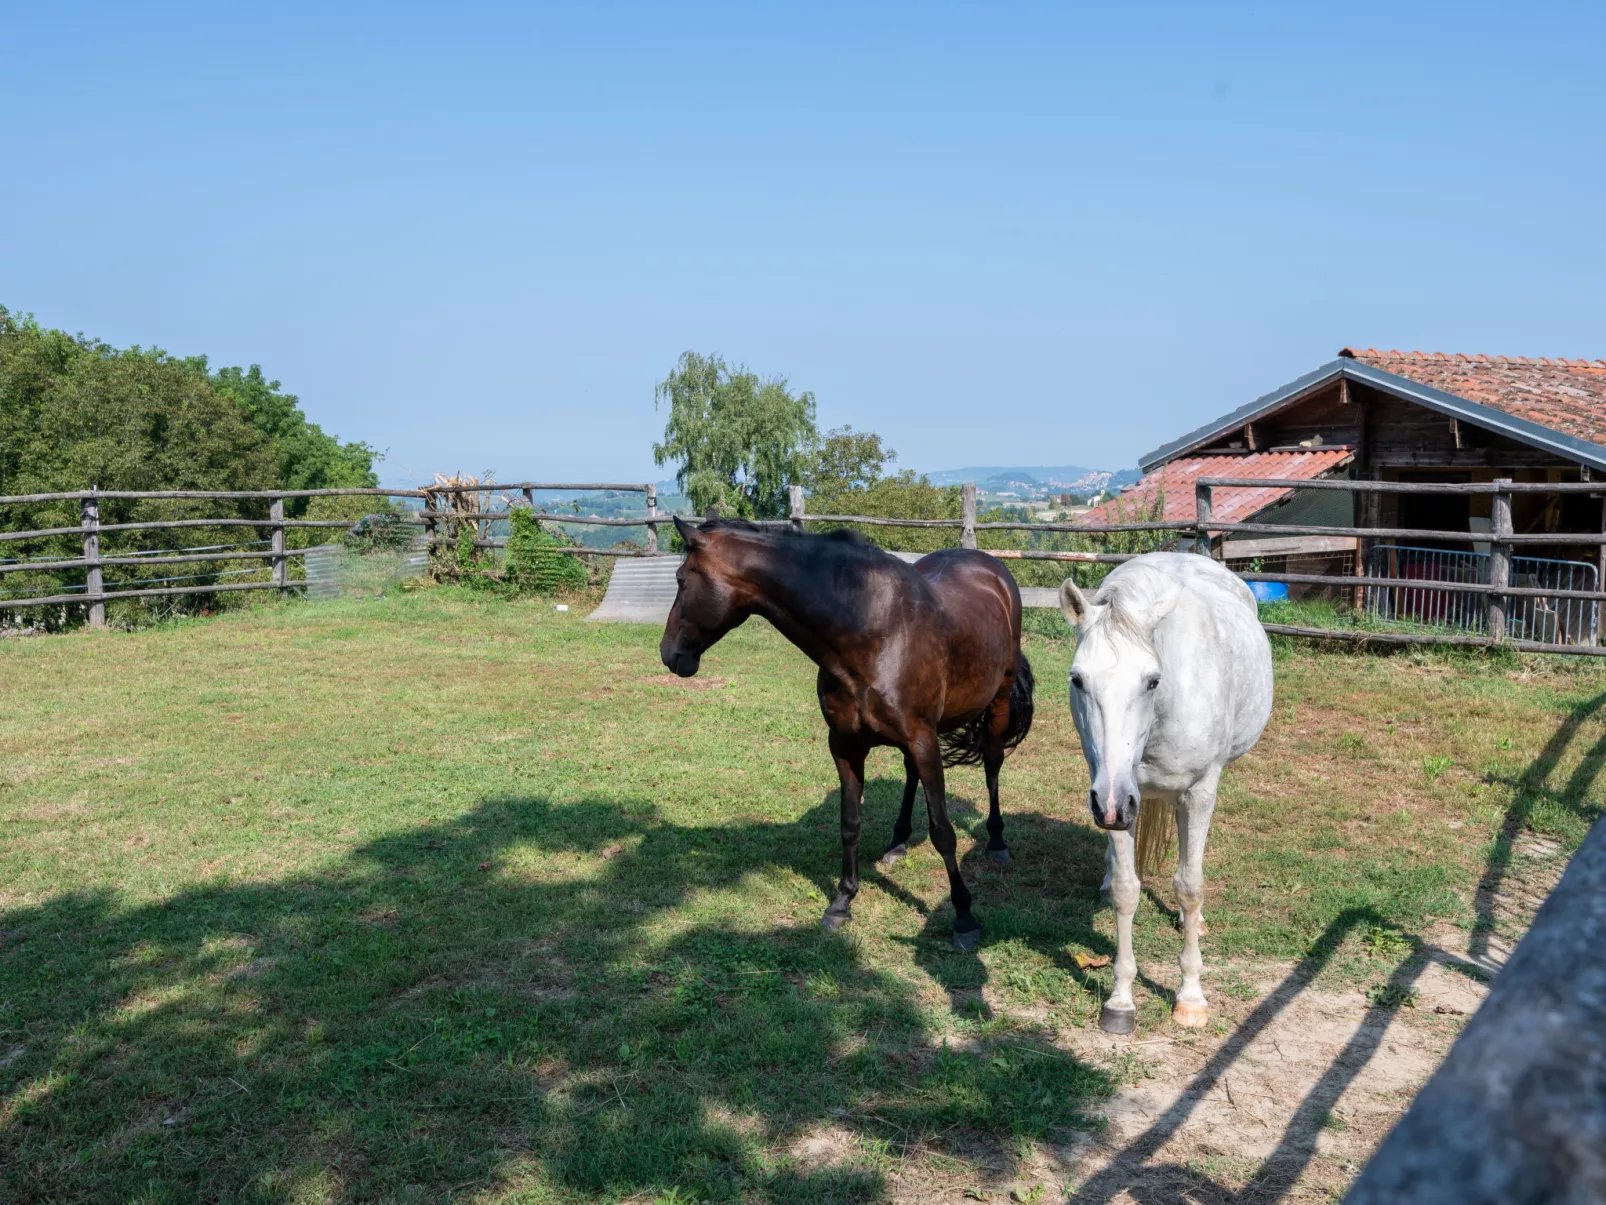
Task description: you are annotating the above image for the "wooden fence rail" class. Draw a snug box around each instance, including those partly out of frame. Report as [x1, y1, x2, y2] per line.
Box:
[6, 477, 1606, 654]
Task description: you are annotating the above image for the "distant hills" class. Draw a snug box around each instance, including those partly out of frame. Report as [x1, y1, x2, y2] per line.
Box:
[923, 464, 1142, 498]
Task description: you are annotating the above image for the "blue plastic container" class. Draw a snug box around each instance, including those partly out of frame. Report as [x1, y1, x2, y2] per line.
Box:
[1248, 581, 1289, 603]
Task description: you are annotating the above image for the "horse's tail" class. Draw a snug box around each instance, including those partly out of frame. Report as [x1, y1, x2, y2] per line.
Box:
[940, 653, 1035, 768]
[1134, 798, 1175, 880]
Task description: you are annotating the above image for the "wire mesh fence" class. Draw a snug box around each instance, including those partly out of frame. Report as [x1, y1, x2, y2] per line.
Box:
[1367, 545, 1600, 645]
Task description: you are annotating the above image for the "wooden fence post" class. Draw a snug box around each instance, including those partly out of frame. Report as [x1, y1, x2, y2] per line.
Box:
[81, 490, 105, 629]
[961, 482, 977, 549]
[789, 484, 805, 535]
[269, 495, 287, 592]
[1489, 479, 1512, 642]
[423, 490, 439, 575]
[1194, 482, 1214, 557]
[645, 483, 659, 553]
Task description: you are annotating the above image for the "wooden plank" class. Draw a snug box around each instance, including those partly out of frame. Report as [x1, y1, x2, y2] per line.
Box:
[646, 483, 659, 553]
[1223, 535, 1358, 558]
[0, 581, 283, 610]
[1212, 521, 1606, 545]
[961, 483, 977, 549]
[417, 510, 662, 527]
[0, 549, 309, 575]
[789, 484, 804, 535]
[1260, 623, 1606, 657]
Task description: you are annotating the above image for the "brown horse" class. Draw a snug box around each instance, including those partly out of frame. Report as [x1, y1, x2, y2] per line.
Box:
[660, 517, 1034, 949]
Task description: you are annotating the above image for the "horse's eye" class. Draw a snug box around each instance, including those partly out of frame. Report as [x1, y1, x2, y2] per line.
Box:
[1070, 674, 1083, 691]
[1147, 677, 1160, 692]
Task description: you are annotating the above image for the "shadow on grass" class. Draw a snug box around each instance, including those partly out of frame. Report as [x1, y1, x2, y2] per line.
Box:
[0, 782, 1115, 1204]
[1473, 688, 1606, 961]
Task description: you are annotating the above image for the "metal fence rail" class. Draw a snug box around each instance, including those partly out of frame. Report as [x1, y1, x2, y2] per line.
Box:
[1366, 546, 1600, 645]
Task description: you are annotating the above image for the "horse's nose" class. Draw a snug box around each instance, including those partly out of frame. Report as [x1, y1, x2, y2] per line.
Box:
[1089, 788, 1125, 830]
[1119, 794, 1139, 829]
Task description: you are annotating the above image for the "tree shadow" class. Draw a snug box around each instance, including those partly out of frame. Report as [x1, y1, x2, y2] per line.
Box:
[0, 787, 1116, 1203]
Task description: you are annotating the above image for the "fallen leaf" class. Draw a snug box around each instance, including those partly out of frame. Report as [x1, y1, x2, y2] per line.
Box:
[1073, 951, 1112, 969]
[1433, 1005, 1465, 1016]
[964, 1192, 988, 1202]
[477, 861, 493, 871]
[601, 843, 624, 860]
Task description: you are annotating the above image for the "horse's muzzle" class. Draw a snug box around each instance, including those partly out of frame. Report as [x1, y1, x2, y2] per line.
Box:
[1089, 788, 1137, 831]
[662, 647, 701, 678]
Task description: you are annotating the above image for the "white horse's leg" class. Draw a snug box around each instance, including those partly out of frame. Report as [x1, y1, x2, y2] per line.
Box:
[1101, 826, 1140, 1034]
[1172, 771, 1220, 1028]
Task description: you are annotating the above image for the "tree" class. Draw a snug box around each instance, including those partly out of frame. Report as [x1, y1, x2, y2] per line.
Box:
[653, 352, 817, 519]
[804, 425, 896, 509]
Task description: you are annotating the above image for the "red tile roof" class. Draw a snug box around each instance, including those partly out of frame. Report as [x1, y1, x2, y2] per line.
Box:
[1078, 448, 1354, 527]
[1340, 348, 1606, 446]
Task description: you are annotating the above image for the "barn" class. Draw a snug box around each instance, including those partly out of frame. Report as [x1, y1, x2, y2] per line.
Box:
[1081, 348, 1606, 642]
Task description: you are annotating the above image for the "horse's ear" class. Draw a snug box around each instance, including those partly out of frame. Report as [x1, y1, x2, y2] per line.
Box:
[673, 515, 702, 549]
[1059, 578, 1091, 628]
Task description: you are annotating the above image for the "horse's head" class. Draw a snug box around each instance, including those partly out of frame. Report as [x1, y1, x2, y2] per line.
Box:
[660, 517, 751, 677]
[1060, 577, 1161, 831]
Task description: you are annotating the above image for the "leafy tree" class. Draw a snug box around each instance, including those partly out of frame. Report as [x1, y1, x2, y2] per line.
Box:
[653, 352, 817, 519]
[804, 425, 896, 509]
[807, 470, 963, 554]
[0, 308, 378, 509]
[207, 364, 379, 496]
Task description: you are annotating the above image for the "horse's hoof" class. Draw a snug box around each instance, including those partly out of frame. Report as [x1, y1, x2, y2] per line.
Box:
[951, 923, 982, 952]
[821, 911, 851, 932]
[1173, 1000, 1209, 1029]
[879, 845, 908, 867]
[988, 846, 1012, 866]
[1100, 1005, 1137, 1035]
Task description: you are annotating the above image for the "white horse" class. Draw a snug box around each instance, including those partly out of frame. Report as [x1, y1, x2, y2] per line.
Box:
[1059, 552, 1273, 1033]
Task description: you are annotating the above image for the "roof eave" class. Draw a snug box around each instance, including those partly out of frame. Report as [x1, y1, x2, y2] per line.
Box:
[1139, 360, 1606, 476]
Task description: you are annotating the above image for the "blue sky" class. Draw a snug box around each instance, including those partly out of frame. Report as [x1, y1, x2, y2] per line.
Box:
[4, 2, 1603, 486]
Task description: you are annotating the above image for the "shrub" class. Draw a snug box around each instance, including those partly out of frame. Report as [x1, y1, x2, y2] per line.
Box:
[506, 508, 587, 594]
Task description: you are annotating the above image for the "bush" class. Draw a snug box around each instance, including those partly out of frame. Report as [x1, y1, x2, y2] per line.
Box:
[505, 508, 587, 594]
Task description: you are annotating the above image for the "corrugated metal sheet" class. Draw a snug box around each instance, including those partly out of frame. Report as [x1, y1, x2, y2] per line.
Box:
[587, 556, 682, 623]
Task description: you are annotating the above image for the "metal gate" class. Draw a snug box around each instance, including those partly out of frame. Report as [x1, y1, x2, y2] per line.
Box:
[1367, 545, 1599, 644]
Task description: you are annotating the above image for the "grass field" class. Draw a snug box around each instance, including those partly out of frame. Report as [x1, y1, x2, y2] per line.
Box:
[2, 589, 1603, 1203]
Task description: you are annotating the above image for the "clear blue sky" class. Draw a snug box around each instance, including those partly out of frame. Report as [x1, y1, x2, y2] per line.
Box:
[4, 2, 1603, 486]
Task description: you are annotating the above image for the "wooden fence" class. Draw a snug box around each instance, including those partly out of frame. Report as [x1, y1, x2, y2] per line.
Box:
[6, 477, 1606, 655]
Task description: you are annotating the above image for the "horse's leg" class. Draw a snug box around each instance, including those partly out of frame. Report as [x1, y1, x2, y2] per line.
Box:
[822, 732, 868, 932]
[1101, 825, 1141, 1034]
[910, 732, 979, 951]
[879, 750, 920, 866]
[983, 751, 1010, 865]
[1172, 772, 1220, 1028]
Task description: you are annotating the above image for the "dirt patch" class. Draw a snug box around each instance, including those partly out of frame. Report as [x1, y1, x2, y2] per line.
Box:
[641, 674, 728, 691]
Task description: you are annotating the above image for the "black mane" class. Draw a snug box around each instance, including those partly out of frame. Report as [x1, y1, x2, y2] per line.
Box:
[699, 518, 880, 554]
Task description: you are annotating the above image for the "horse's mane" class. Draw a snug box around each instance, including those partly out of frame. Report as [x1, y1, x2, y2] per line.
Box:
[699, 519, 880, 554]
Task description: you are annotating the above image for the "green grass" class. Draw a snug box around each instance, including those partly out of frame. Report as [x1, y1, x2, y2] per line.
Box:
[2, 589, 1604, 1202]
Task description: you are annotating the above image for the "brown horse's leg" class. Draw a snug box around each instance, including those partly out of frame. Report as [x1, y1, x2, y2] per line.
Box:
[911, 732, 979, 951]
[983, 751, 1010, 865]
[879, 751, 921, 866]
[822, 731, 868, 932]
